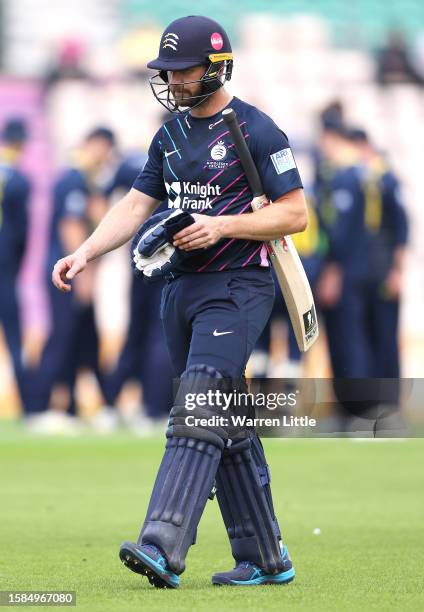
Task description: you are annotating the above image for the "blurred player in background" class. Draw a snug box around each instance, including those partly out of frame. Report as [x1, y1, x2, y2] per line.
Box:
[0, 118, 30, 411]
[346, 127, 408, 431]
[27, 127, 115, 433]
[315, 123, 408, 379]
[315, 122, 369, 377]
[315, 119, 408, 432]
[102, 152, 173, 430]
[348, 127, 408, 378]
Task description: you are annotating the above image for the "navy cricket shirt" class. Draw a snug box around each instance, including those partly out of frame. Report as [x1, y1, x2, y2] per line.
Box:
[47, 168, 90, 276]
[0, 156, 30, 277]
[133, 96, 303, 273]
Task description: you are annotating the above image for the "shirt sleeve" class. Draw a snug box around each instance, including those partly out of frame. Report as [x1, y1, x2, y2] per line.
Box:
[105, 155, 147, 196]
[383, 172, 409, 247]
[325, 169, 363, 265]
[249, 111, 303, 201]
[62, 188, 87, 220]
[6, 174, 30, 264]
[132, 128, 167, 201]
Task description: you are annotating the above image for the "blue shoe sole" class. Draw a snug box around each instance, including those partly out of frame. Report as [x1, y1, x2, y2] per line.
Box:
[212, 566, 295, 586]
[119, 541, 180, 589]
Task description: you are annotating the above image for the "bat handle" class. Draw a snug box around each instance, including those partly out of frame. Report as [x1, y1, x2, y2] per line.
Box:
[222, 107, 237, 126]
[222, 108, 264, 198]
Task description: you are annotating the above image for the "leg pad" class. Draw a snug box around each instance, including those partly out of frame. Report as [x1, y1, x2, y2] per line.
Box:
[216, 434, 284, 574]
[139, 436, 221, 574]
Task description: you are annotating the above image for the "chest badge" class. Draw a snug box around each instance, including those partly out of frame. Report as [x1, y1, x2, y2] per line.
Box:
[207, 140, 229, 170]
[211, 140, 227, 161]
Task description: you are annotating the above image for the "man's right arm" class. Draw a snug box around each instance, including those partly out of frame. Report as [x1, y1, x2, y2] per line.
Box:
[52, 188, 159, 292]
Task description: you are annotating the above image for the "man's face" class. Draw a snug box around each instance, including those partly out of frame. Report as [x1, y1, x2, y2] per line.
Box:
[84, 137, 114, 168]
[320, 131, 345, 163]
[168, 65, 206, 107]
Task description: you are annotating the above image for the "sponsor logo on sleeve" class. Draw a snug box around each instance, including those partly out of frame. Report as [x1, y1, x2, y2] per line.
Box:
[64, 190, 86, 215]
[333, 189, 353, 211]
[270, 148, 296, 175]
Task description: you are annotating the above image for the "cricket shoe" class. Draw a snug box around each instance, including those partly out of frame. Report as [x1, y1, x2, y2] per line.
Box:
[119, 541, 180, 589]
[25, 410, 83, 436]
[212, 545, 295, 586]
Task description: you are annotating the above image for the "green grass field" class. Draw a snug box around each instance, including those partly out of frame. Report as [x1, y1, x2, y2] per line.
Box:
[0, 427, 423, 611]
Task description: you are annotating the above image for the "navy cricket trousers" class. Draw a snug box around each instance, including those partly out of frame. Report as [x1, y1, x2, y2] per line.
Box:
[0, 277, 29, 409]
[160, 266, 275, 378]
[102, 275, 173, 419]
[27, 282, 103, 414]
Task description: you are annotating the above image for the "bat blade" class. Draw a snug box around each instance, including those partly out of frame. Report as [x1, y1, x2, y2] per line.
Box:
[251, 195, 318, 351]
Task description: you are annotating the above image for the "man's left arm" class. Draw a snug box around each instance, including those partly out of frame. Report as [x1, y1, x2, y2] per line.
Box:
[383, 173, 409, 299]
[9, 175, 30, 265]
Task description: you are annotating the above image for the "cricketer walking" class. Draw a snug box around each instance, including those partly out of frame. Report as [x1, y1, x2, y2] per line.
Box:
[52, 16, 308, 588]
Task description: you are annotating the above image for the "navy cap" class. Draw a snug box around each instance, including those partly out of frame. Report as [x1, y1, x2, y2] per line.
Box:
[85, 126, 116, 146]
[2, 118, 28, 144]
[321, 118, 347, 136]
[147, 15, 232, 71]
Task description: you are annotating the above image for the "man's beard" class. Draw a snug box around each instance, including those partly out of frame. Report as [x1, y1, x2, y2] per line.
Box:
[171, 85, 204, 108]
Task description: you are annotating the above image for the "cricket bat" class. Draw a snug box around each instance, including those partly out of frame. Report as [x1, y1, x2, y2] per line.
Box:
[222, 107, 318, 352]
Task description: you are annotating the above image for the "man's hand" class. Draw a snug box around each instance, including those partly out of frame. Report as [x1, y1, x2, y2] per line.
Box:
[173, 213, 223, 251]
[316, 262, 343, 308]
[52, 249, 88, 292]
[384, 266, 402, 299]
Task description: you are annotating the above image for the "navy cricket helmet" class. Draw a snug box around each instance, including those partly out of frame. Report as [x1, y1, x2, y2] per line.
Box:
[147, 15, 233, 113]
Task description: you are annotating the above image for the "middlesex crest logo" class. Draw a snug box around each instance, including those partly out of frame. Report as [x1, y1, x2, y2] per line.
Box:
[210, 140, 227, 161]
[162, 32, 179, 51]
[207, 140, 229, 170]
